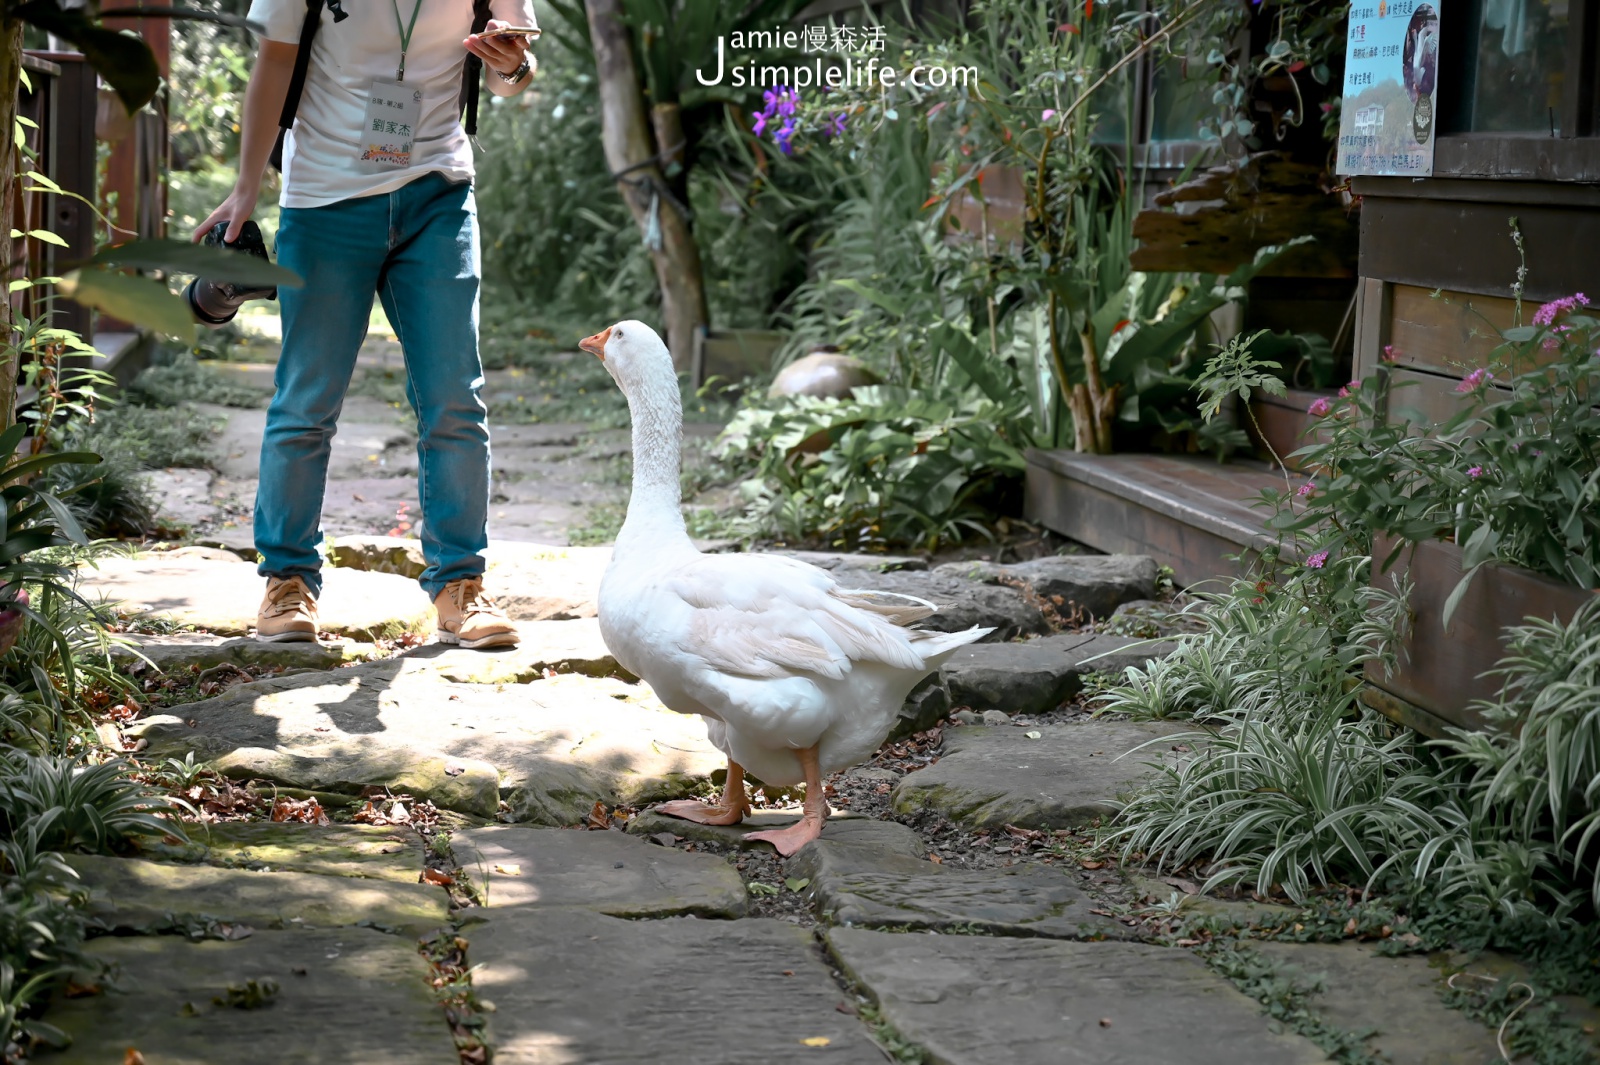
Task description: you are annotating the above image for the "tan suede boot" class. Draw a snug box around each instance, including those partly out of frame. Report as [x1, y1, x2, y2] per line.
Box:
[256, 576, 319, 643]
[434, 576, 520, 649]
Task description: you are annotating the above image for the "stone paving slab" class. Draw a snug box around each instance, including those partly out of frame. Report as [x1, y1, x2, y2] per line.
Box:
[625, 808, 881, 850]
[473, 910, 883, 1064]
[330, 536, 614, 620]
[1253, 941, 1499, 1064]
[826, 567, 1051, 642]
[828, 930, 1331, 1065]
[81, 554, 435, 640]
[67, 854, 448, 935]
[396, 618, 624, 681]
[934, 554, 1158, 619]
[142, 822, 425, 884]
[144, 467, 218, 530]
[115, 632, 380, 673]
[44, 927, 454, 1065]
[124, 665, 723, 823]
[791, 823, 1128, 939]
[453, 824, 746, 917]
[891, 719, 1191, 829]
[940, 633, 1174, 716]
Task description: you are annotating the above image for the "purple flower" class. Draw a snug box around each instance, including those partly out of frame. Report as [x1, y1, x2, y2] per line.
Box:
[1307, 397, 1332, 417]
[823, 112, 847, 138]
[1467, 465, 1484, 479]
[752, 112, 768, 136]
[1306, 550, 1329, 569]
[1296, 481, 1315, 498]
[1533, 291, 1589, 326]
[1456, 367, 1493, 393]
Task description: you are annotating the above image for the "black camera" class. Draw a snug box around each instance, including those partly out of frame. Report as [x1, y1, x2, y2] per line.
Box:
[183, 220, 278, 327]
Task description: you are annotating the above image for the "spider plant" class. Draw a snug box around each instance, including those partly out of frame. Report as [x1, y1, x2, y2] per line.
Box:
[1108, 708, 1452, 902]
[0, 753, 184, 855]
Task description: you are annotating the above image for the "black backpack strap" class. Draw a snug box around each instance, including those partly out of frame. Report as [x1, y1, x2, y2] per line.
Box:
[460, 0, 493, 136]
[270, 0, 325, 171]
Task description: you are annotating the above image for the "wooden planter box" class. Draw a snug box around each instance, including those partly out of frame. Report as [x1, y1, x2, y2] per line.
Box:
[1364, 534, 1597, 735]
[1247, 387, 1334, 472]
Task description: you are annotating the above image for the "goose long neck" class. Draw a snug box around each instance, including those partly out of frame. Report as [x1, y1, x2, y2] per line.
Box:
[618, 361, 689, 551]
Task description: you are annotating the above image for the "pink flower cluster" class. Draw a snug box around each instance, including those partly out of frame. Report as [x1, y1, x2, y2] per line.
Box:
[1337, 380, 1359, 398]
[1532, 292, 1588, 327]
[1296, 480, 1316, 498]
[1455, 367, 1494, 393]
[1305, 549, 1329, 569]
[1381, 344, 1400, 364]
[1307, 397, 1332, 417]
[1467, 466, 1484, 479]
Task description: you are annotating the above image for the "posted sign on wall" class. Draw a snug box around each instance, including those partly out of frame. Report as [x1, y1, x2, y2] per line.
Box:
[1336, 1, 1441, 176]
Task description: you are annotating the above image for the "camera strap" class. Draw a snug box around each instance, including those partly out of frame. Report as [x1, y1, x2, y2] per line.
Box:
[460, 0, 493, 136]
[270, 0, 495, 172]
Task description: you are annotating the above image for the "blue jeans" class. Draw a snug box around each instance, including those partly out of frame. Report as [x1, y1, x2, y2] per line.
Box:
[258, 172, 488, 600]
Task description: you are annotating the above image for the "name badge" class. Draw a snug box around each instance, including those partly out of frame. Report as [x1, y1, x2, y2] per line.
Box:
[359, 79, 422, 168]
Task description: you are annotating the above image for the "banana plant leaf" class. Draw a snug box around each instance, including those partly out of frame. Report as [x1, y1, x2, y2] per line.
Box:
[88, 240, 303, 288]
[1098, 236, 1315, 389]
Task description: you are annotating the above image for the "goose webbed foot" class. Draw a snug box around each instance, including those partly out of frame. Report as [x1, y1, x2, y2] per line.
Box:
[655, 759, 751, 826]
[744, 744, 826, 857]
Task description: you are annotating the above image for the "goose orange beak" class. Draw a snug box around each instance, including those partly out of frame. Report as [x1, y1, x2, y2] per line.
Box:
[578, 326, 611, 359]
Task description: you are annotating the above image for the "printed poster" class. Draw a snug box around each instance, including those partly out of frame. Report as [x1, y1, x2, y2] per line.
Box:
[1337, 1, 1441, 176]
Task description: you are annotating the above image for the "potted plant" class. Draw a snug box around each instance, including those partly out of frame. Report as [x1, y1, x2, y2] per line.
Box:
[1275, 296, 1600, 733]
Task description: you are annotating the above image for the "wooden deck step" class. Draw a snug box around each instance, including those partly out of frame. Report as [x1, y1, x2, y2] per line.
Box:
[1024, 450, 1291, 588]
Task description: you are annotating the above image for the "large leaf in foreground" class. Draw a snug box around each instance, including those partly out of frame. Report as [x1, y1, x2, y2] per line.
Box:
[57, 270, 193, 340]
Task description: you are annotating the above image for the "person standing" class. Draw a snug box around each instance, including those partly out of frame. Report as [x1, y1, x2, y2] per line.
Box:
[197, 0, 537, 649]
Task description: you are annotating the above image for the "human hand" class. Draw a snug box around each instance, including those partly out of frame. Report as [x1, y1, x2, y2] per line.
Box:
[193, 186, 260, 244]
[464, 19, 531, 77]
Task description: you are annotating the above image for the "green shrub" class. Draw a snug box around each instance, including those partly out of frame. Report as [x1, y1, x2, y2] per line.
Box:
[69, 405, 221, 471]
[716, 387, 1027, 550]
[475, 55, 655, 327]
[128, 350, 263, 410]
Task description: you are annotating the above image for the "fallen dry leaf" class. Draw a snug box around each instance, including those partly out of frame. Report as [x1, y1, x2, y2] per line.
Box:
[270, 797, 329, 826]
[585, 800, 611, 831]
[422, 868, 455, 887]
[124, 1051, 147, 1065]
[800, 1037, 831, 1048]
[493, 863, 522, 876]
[1079, 859, 1105, 870]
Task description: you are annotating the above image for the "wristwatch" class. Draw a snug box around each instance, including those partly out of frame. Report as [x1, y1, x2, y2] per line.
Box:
[496, 56, 532, 84]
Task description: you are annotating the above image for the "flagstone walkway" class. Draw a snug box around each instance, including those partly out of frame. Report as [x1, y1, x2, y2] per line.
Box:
[46, 333, 1566, 1064]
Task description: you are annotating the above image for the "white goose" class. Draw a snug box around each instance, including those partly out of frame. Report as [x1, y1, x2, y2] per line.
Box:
[581, 321, 991, 855]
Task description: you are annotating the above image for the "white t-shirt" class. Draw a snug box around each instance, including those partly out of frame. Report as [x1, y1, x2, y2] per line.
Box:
[248, 0, 537, 208]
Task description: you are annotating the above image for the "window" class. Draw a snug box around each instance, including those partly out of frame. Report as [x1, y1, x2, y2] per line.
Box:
[1455, 0, 1571, 133]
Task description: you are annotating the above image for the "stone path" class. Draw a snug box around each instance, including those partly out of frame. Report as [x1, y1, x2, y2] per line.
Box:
[54, 334, 1563, 1063]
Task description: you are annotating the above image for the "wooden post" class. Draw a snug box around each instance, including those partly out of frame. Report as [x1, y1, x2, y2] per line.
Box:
[585, 0, 706, 372]
[1, 17, 28, 431]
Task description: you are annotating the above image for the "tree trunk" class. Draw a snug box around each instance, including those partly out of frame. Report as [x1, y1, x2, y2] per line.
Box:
[585, 0, 707, 373]
[1069, 325, 1118, 454]
[0, 18, 26, 433]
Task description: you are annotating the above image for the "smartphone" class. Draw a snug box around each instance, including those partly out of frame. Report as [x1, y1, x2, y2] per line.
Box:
[488, 26, 541, 39]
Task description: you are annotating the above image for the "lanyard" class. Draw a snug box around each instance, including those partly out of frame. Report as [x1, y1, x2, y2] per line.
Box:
[391, 0, 424, 81]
